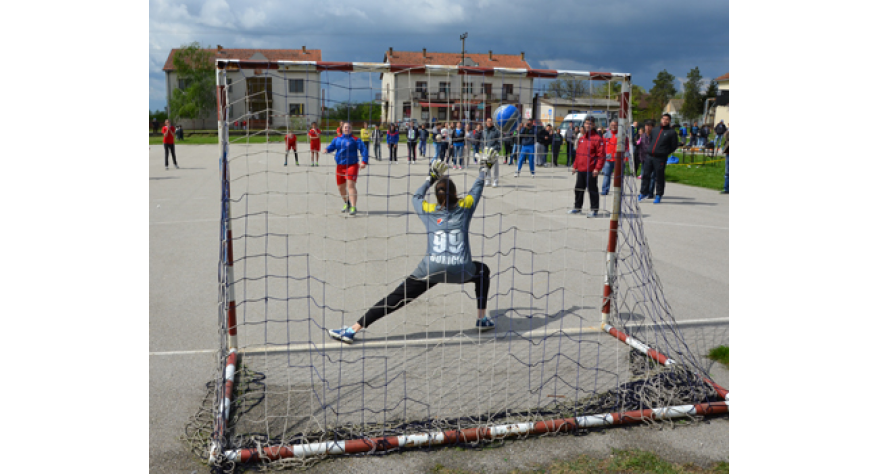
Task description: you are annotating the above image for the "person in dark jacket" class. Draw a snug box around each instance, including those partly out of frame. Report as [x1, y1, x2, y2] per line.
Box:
[714, 120, 727, 148]
[536, 124, 551, 167]
[699, 124, 710, 147]
[639, 114, 678, 204]
[565, 123, 578, 166]
[176, 124, 184, 141]
[387, 124, 400, 161]
[635, 119, 656, 194]
[418, 124, 429, 157]
[550, 126, 563, 167]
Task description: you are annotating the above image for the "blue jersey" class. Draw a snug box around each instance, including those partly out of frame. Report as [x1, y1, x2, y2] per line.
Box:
[410, 171, 486, 283]
[326, 134, 368, 165]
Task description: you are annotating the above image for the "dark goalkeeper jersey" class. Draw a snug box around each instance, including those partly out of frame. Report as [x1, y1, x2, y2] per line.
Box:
[410, 170, 486, 284]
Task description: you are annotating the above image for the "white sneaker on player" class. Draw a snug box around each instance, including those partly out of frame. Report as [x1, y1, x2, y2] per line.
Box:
[492, 180, 498, 187]
[514, 172, 519, 178]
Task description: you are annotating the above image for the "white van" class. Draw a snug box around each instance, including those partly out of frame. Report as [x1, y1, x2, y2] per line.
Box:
[558, 112, 614, 140]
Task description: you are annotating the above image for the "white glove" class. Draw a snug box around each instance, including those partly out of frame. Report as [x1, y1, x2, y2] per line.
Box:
[429, 159, 448, 183]
[477, 148, 498, 169]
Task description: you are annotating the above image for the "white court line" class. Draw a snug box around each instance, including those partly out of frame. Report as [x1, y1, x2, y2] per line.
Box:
[643, 220, 728, 231]
[150, 215, 307, 226]
[148, 317, 728, 356]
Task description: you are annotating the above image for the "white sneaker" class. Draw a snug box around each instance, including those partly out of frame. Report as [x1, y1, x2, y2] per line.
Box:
[514, 172, 519, 178]
[492, 180, 498, 187]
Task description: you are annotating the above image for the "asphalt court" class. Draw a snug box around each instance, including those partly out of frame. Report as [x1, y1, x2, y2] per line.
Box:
[149, 142, 728, 473]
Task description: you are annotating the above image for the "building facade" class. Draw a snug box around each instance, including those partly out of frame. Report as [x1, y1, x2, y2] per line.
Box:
[379, 49, 534, 124]
[713, 73, 729, 126]
[163, 47, 323, 130]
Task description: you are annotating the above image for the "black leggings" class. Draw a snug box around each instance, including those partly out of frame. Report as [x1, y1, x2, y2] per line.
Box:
[357, 262, 490, 329]
[164, 143, 177, 166]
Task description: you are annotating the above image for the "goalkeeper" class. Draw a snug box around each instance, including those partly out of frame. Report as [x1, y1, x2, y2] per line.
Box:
[329, 150, 500, 343]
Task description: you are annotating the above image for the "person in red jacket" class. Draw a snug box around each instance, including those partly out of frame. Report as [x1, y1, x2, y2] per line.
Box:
[284, 131, 298, 166]
[569, 120, 605, 217]
[162, 119, 178, 169]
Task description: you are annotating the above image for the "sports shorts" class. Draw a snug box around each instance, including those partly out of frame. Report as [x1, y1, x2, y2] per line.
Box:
[336, 164, 359, 185]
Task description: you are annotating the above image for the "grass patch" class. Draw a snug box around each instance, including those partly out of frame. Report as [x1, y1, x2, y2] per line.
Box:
[430, 448, 728, 473]
[707, 345, 729, 367]
[663, 158, 725, 191]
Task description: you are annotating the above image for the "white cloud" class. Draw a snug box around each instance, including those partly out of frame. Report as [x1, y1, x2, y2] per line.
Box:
[239, 7, 267, 29]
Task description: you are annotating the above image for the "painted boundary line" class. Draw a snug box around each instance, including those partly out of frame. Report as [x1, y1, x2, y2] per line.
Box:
[149, 317, 728, 356]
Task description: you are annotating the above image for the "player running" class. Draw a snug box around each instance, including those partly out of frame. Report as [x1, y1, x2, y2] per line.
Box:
[284, 130, 298, 166]
[328, 149, 500, 344]
[308, 122, 322, 166]
[326, 122, 368, 216]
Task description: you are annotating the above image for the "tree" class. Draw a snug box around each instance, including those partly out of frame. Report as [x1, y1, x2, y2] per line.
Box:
[680, 67, 704, 123]
[704, 79, 719, 102]
[168, 42, 216, 122]
[149, 109, 168, 122]
[648, 70, 677, 119]
[546, 78, 588, 99]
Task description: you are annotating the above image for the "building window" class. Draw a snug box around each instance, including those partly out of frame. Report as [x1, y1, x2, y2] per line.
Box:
[439, 82, 450, 93]
[288, 79, 305, 94]
[463, 82, 473, 94]
[439, 108, 447, 120]
[289, 103, 304, 115]
[226, 77, 233, 95]
[421, 109, 429, 120]
[502, 84, 514, 100]
[416, 82, 427, 93]
[178, 78, 190, 90]
[403, 103, 412, 118]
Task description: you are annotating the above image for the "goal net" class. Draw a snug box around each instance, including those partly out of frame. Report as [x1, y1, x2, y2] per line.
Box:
[194, 59, 728, 471]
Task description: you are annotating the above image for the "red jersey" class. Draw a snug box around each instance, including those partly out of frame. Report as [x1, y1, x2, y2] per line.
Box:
[285, 133, 297, 148]
[336, 127, 342, 137]
[162, 126, 175, 144]
[308, 129, 321, 141]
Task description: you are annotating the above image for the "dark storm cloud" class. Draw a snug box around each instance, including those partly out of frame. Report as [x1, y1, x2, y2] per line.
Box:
[149, 0, 728, 110]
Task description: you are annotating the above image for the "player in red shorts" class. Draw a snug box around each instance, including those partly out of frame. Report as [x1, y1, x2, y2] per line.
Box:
[308, 122, 322, 167]
[326, 122, 369, 216]
[284, 131, 298, 166]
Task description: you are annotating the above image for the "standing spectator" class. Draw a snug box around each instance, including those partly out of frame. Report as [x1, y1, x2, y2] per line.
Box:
[307, 122, 322, 166]
[503, 129, 514, 165]
[418, 124, 429, 157]
[714, 120, 727, 149]
[176, 123, 184, 141]
[639, 114, 679, 204]
[438, 123, 450, 164]
[537, 124, 551, 167]
[151, 117, 158, 134]
[336, 125, 343, 138]
[551, 126, 563, 167]
[233, 120, 239, 131]
[450, 122, 466, 169]
[360, 122, 371, 156]
[284, 130, 299, 166]
[387, 124, 400, 162]
[600, 120, 621, 195]
[721, 129, 729, 194]
[690, 123, 699, 147]
[635, 120, 656, 191]
[565, 122, 577, 167]
[431, 123, 441, 160]
[679, 122, 688, 144]
[462, 123, 472, 165]
[370, 124, 383, 161]
[326, 122, 369, 216]
[406, 123, 418, 162]
[481, 117, 502, 187]
[471, 124, 483, 165]
[699, 123, 710, 147]
[515, 119, 537, 177]
[568, 121, 605, 217]
[242, 119, 248, 132]
[162, 119, 179, 169]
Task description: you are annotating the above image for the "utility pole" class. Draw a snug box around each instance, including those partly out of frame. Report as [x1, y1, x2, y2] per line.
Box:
[460, 33, 468, 120]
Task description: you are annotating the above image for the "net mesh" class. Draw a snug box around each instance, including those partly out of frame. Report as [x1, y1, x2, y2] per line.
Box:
[188, 64, 728, 471]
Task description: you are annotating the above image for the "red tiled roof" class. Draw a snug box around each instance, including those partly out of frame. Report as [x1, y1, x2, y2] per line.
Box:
[382, 50, 531, 69]
[163, 48, 322, 71]
[716, 72, 729, 81]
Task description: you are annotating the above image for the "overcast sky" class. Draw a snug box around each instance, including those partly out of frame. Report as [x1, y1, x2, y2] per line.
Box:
[149, 0, 729, 112]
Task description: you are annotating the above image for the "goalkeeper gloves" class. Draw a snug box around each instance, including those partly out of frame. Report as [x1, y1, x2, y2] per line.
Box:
[428, 159, 448, 184]
[477, 147, 499, 170]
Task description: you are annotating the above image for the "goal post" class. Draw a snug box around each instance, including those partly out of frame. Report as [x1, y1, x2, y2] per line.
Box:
[201, 59, 728, 469]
